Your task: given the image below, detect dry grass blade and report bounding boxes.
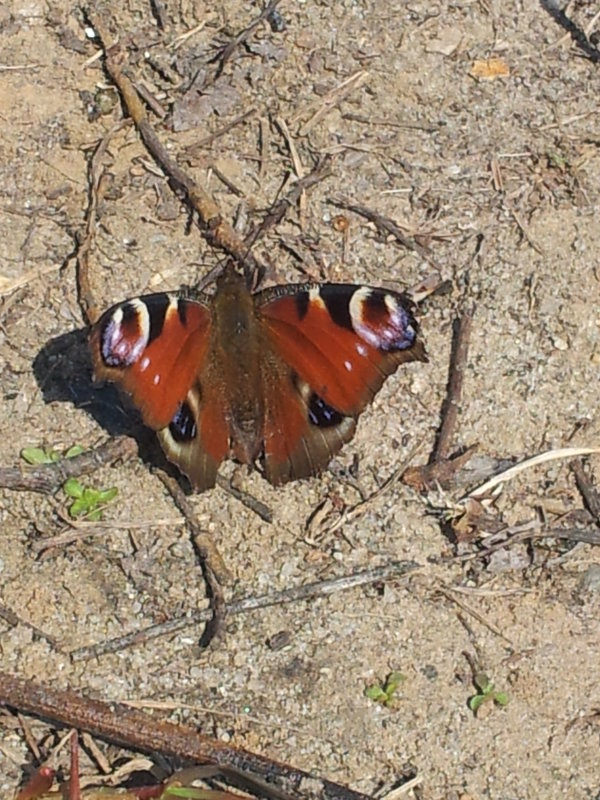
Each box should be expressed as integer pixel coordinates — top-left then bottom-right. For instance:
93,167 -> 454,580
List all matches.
464,447 -> 600,501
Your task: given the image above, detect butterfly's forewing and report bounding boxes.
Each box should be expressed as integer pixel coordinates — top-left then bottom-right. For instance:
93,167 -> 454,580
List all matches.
90,292 -> 228,490
257,283 -> 426,484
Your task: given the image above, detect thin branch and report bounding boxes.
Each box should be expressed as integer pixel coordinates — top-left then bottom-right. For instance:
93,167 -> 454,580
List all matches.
401,308 -> 475,491
245,157 -> 333,249
329,197 -> 441,270
432,307 -> 475,462
0,437 -> 137,494
540,0 -> 600,63
77,119 -> 131,325
156,472 -> 229,649
85,6 -> 259,276
70,561 -> 419,661
464,447 -> 600,502
210,0 -> 283,79
0,605 -> 60,650
572,459 -> 600,523
0,673 -> 374,800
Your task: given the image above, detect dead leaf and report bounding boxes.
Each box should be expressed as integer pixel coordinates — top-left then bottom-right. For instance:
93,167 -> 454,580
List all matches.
470,57 -> 510,80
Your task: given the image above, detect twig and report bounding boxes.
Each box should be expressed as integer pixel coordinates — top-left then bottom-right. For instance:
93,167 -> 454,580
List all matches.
438,585 -> 512,643
455,519 -> 600,563
156,472 -> 230,648
149,0 -> 168,30
215,474 -> 273,522
506,204 -> 544,255
86,6 -> 259,276
329,197 -> 441,270
401,444 -> 479,493
245,157 -> 333,249
433,307 -> 475,462
30,515 -> 186,555
401,310 -> 475,491
275,116 -> 306,221
292,71 -> 369,135
572,459 -> 600,523
540,0 -> 600,63
185,109 -> 256,153
70,561 -> 418,661
0,605 -> 60,650
211,0 -> 283,79
0,673 -> 374,800
76,119 -> 131,324
0,437 -> 137,494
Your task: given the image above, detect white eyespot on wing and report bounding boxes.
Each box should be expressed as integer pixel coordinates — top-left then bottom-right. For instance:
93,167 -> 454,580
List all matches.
153,374 -> 161,385
344,360 -> 352,372
140,356 -> 150,372
349,287 -> 416,352
101,299 -> 151,366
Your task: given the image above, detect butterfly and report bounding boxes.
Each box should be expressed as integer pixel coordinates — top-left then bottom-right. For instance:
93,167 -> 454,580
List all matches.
90,264 -> 427,491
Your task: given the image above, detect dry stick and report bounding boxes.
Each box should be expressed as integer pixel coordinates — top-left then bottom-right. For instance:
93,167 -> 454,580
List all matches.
540,0 -> 600,63
402,308 -> 475,491
245,157 -> 333,250
0,605 -> 60,650
156,472 -> 229,647
186,109 -> 257,153
77,119 -> 131,324
572,459 -> 600,523
432,308 -> 474,462
215,474 -> 273,523
211,0 -> 283,79
329,197 -> 441,270
455,521 -> 600,563
86,7 -> 257,274
70,561 -> 418,662
0,437 -> 137,494
0,673 -> 373,800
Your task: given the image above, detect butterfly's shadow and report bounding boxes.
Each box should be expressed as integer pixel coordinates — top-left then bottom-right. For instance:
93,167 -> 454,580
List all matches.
32,328 -> 173,478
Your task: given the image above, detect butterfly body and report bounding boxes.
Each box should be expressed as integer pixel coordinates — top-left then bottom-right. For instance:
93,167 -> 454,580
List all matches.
90,266 -> 426,490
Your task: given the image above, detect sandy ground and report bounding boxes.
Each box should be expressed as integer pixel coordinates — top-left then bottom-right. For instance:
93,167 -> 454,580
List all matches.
1,1 -> 600,799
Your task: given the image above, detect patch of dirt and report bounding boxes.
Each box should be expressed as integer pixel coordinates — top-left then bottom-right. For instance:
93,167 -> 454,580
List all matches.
1,2 -> 600,799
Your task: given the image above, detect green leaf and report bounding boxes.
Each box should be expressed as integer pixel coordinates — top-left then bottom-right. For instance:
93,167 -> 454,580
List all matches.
385,671 -> 406,694
69,498 -> 88,518
21,447 -> 55,465
469,695 -> 485,712
65,445 -> 85,458
364,684 -> 387,702
164,788 -> 222,799
494,691 -> 509,706
63,478 -> 84,498
98,487 -> 118,503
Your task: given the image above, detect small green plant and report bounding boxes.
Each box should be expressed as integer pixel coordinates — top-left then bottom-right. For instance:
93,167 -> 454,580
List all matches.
21,444 -> 84,465
469,671 -> 509,715
163,788 -> 235,799
364,671 -> 406,707
63,478 -> 118,521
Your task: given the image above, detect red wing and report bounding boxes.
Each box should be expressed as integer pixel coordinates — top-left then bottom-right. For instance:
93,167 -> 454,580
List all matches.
90,293 -> 211,430
90,292 -> 229,490
257,283 -> 426,416
261,352 -> 357,486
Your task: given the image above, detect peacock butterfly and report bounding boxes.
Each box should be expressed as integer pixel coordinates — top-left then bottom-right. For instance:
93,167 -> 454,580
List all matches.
90,264 -> 427,490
